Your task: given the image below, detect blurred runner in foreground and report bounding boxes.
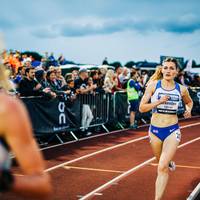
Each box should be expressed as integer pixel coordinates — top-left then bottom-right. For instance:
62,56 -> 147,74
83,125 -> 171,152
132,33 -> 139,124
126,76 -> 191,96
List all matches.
0,61 -> 52,198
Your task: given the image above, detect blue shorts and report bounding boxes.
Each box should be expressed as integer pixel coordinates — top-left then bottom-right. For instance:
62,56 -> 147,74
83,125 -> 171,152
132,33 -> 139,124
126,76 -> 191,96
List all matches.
129,100 -> 139,112
149,124 -> 181,142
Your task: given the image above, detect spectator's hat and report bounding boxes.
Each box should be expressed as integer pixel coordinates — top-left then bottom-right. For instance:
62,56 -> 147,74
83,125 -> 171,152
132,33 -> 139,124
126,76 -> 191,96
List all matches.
132,65 -> 137,69
79,68 -> 88,74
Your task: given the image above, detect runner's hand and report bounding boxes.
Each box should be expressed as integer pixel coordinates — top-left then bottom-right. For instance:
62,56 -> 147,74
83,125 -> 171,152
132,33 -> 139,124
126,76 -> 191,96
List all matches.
184,110 -> 191,118
158,95 -> 169,104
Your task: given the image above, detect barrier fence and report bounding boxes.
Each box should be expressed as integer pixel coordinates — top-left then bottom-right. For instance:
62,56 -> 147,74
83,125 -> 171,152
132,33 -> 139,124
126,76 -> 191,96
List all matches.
21,87 -> 200,144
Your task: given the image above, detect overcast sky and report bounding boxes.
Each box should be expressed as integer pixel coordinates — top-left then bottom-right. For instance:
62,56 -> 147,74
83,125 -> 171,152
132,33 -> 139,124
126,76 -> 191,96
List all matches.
0,0 -> 200,64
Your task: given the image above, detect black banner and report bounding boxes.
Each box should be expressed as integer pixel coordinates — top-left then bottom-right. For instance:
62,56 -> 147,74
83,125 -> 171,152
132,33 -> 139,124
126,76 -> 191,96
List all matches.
22,97 -> 80,135
114,92 -> 151,123
114,92 -> 129,122
189,87 -> 200,114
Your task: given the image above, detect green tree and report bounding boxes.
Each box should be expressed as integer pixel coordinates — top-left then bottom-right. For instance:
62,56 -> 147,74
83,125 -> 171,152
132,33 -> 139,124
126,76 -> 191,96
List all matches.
22,51 -> 43,61
125,61 -> 135,68
109,61 -> 122,69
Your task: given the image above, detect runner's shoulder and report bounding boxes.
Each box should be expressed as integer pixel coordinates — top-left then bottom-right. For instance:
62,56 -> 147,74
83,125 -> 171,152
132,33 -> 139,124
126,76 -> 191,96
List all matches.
177,83 -> 188,96
0,93 -> 22,116
146,80 -> 159,92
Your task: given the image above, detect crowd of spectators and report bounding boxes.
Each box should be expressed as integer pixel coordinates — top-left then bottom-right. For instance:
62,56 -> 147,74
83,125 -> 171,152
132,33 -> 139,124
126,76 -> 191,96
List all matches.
1,49 -> 200,135
1,50 -> 200,99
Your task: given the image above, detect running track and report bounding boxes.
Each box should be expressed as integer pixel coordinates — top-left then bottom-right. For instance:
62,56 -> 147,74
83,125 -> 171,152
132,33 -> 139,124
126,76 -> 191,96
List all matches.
1,117 -> 200,200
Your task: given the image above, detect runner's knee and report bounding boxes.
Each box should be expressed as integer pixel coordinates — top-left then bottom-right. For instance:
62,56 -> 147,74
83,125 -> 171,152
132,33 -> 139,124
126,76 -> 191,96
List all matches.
157,162 -> 168,174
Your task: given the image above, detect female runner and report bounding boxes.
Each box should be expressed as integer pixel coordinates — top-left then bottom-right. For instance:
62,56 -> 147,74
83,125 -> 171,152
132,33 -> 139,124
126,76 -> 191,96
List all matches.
139,57 -> 193,200
0,64 -> 52,198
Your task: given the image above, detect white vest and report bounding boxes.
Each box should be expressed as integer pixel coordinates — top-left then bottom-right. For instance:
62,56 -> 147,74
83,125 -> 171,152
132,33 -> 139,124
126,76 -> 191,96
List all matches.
151,80 -> 182,114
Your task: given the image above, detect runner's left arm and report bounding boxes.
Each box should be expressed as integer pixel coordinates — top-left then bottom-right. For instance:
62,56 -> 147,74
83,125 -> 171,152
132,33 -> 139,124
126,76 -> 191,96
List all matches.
181,86 -> 193,118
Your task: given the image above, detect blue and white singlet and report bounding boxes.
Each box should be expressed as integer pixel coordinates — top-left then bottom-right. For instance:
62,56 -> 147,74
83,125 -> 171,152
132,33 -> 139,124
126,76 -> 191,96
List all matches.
151,80 -> 182,115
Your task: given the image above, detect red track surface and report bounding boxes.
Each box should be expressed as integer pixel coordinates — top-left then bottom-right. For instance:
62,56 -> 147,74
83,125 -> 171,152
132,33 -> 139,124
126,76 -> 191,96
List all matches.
1,117 -> 200,200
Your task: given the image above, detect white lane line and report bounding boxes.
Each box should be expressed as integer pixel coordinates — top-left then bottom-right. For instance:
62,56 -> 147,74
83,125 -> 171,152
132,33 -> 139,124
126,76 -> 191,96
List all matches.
179,122 -> 200,130
187,182 -> 200,200
150,163 -> 200,170
63,166 -> 125,174
45,122 -> 200,172
79,124 -> 200,200
13,174 -> 24,176
45,135 -> 148,172
80,157 -> 156,200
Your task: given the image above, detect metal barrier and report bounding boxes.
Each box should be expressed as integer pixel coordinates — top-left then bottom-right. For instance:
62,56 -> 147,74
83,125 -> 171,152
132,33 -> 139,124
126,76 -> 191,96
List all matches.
113,91 -> 148,129
19,87 -> 200,145
20,93 -> 111,145
113,91 -> 128,129
78,93 -> 111,133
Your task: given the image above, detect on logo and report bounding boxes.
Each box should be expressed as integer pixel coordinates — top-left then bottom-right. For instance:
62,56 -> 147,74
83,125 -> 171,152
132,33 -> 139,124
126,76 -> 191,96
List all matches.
58,102 -> 66,124
197,92 -> 200,105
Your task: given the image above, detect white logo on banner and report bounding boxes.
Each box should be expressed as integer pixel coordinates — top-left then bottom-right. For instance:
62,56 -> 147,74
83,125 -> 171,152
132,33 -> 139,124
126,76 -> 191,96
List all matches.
197,92 -> 200,105
58,102 -> 66,124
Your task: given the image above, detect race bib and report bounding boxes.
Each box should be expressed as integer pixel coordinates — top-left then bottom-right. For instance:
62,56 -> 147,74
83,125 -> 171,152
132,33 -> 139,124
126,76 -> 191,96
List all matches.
157,93 -> 180,114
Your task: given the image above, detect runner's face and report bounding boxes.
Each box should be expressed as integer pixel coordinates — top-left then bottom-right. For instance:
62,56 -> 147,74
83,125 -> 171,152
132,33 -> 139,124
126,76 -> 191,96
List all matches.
162,61 -> 177,81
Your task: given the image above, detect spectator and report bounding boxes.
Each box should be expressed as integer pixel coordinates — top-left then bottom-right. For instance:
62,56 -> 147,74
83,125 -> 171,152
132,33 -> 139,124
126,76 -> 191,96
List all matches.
35,70 -> 47,85
74,68 -> 96,136
97,68 -> 106,92
36,70 -> 57,98
191,74 -> 200,87
58,54 -> 68,65
48,52 -> 58,66
64,73 -> 72,82
55,67 -> 66,87
127,71 -> 143,129
90,70 -> 104,93
24,60 -> 32,68
80,77 -> 97,136
21,54 -> 32,65
119,67 -> 130,89
141,70 -> 149,86
87,77 -> 96,94
74,68 -> 96,94
103,69 -> 117,93
99,65 -> 107,78
90,71 -> 98,85
175,71 -> 192,87
66,79 -> 76,98
102,57 -> 109,65
71,70 -> 79,80
18,67 -> 43,97
13,66 -> 25,87
8,53 -> 21,75
114,65 -> 124,91
46,70 -> 69,97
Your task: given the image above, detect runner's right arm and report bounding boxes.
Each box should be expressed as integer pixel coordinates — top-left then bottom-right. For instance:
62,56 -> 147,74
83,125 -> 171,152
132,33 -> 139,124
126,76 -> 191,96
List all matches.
0,95 -> 52,198
139,82 -> 169,113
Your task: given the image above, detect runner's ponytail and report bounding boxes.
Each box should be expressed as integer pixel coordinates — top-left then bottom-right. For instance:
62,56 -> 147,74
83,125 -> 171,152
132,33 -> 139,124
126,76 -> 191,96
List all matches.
146,65 -> 162,86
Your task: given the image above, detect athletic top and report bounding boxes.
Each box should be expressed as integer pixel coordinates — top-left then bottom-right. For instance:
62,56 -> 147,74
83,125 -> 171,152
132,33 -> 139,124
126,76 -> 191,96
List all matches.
0,137 -> 11,170
151,80 -> 182,114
